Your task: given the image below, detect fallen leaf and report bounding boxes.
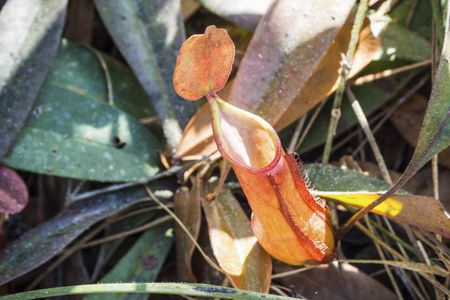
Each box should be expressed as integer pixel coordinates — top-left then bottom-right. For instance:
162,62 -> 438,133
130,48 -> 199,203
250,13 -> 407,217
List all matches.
174,184 -> 201,283
0,166 -> 28,215
202,184 -> 272,292
274,261 -> 397,300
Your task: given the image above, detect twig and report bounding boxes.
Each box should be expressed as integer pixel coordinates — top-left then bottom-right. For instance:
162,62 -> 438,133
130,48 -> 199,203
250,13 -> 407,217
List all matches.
345,86 -> 392,184
364,216 -> 404,299
322,0 -> 369,163
144,185 -> 223,273
80,215 -> 172,249
351,76 -> 429,156
295,101 -> 326,151
288,115 -> 306,153
352,60 -> 431,85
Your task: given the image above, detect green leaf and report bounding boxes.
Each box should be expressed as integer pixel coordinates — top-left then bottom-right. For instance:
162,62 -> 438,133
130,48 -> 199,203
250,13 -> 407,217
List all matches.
86,223 -> 174,300
3,42 -> 162,182
94,0 -> 196,150
92,212 -> 157,279
377,5 -> 450,212
0,187 -> 150,286
377,23 -> 431,62
408,10 -> 450,174
305,164 -> 450,237
0,0 -> 67,160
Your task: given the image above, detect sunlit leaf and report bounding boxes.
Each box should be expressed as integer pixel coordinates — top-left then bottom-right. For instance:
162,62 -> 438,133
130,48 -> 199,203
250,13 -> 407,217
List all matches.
94,0 -> 196,149
228,0 -> 355,125
305,164 -> 450,237
198,0 -> 273,30
0,0 -> 67,160
3,42 -> 162,182
202,184 -> 272,292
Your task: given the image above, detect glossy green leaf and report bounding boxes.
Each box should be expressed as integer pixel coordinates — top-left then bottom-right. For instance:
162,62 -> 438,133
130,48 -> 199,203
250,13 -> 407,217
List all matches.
3,42 -> 162,182
86,223 -> 174,300
0,187 -> 151,285
305,164 -> 450,237
201,185 -> 272,293
94,0 -> 196,150
0,0 -> 67,160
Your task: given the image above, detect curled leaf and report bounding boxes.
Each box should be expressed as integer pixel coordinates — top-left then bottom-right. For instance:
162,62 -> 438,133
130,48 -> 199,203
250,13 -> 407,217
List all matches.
208,95 -> 334,265
173,25 -> 235,100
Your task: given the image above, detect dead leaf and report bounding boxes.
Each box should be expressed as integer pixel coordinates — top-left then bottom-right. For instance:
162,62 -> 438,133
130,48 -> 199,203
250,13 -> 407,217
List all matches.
202,184 -> 272,292
174,184 -> 202,283
274,261 -> 397,300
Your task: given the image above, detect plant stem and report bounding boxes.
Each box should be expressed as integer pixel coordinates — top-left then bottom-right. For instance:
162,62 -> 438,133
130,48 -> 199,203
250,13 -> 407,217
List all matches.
345,86 -> 392,184
322,0 -> 369,163
0,283 -> 298,300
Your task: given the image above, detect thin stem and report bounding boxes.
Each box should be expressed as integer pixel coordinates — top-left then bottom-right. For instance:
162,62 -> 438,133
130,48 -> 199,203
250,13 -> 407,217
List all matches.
145,185 -> 223,273
295,101 -> 326,151
288,115 -> 306,152
80,215 -> 172,249
352,60 -> 431,85
364,216 -> 404,299
0,283 -> 298,300
322,0 -> 369,163
345,86 -> 392,184
351,76 -> 429,157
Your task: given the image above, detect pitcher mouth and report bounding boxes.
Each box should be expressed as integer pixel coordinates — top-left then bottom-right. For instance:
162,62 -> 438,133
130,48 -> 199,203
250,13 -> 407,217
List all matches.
207,93 -> 282,174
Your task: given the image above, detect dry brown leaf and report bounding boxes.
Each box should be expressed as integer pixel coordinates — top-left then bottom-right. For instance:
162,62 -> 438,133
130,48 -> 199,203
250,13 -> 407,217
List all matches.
274,261 -> 397,300
201,185 -> 272,292
174,184 -> 201,282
